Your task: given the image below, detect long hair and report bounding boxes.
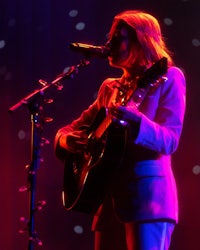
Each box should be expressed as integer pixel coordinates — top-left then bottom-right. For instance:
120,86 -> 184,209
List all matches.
110,10 -> 173,67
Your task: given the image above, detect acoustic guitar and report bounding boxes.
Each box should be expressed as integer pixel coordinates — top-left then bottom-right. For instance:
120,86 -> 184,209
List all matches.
62,57 -> 168,214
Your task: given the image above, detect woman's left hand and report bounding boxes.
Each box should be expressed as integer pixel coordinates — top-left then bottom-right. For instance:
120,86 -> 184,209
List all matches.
109,102 -> 142,125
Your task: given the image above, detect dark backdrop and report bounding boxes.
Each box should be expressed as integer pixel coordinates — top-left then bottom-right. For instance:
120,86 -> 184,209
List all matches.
1,0 -> 200,249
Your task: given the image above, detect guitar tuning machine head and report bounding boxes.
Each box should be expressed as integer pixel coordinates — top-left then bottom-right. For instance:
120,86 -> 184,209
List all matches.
162,76 -> 168,82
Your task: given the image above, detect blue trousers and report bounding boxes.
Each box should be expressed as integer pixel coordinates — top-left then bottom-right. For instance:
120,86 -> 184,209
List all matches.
132,221 -> 175,250
94,221 -> 175,250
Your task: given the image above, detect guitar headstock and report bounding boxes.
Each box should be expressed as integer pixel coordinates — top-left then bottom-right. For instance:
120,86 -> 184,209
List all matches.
138,57 -> 168,88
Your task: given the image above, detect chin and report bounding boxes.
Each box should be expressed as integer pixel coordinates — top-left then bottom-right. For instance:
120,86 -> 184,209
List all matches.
108,58 -> 123,70
108,56 -> 118,66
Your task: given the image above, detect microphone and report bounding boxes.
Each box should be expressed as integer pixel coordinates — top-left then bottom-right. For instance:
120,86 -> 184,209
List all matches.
69,42 -> 110,58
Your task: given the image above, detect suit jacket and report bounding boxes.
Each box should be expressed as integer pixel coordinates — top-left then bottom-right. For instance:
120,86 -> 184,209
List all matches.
55,66 -> 186,223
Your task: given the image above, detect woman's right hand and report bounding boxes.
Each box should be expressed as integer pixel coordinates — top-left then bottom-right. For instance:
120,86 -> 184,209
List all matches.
64,130 -> 88,153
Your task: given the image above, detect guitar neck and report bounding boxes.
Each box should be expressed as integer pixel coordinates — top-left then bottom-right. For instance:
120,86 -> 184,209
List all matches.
90,112 -> 112,139
89,83 -> 137,140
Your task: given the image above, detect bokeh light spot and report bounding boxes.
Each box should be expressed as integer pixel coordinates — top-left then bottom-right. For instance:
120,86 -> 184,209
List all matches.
18,130 -> 26,140
192,38 -> 200,47
8,18 -> 16,27
74,225 -> 83,234
69,9 -> 78,17
163,18 -> 173,26
192,165 -> 200,175
0,40 -> 6,49
75,22 -> 86,31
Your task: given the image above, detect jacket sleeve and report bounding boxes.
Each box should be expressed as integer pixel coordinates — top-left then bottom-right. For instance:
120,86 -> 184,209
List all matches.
134,67 -> 186,155
54,78 -> 114,161
54,100 -> 99,160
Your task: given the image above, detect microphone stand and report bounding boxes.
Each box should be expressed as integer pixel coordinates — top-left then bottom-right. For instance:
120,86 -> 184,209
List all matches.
8,59 -> 90,250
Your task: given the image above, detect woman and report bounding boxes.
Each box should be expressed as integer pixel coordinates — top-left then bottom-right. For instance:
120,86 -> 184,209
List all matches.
55,10 -> 186,250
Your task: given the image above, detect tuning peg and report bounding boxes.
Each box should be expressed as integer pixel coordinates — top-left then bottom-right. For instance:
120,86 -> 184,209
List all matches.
161,76 -> 168,82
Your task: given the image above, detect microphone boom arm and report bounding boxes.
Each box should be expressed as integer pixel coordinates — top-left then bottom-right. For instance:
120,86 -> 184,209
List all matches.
8,59 -> 90,113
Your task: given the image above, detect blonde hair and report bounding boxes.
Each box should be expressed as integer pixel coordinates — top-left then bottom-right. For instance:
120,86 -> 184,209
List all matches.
110,10 -> 173,67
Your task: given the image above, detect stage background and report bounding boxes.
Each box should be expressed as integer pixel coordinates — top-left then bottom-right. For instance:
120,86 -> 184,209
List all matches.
1,0 -> 200,249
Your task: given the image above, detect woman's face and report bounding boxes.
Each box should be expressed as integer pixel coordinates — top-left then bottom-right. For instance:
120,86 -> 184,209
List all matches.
107,23 -> 139,69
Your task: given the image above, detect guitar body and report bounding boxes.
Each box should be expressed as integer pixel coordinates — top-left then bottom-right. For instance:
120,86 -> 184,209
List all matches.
62,107 -> 127,214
